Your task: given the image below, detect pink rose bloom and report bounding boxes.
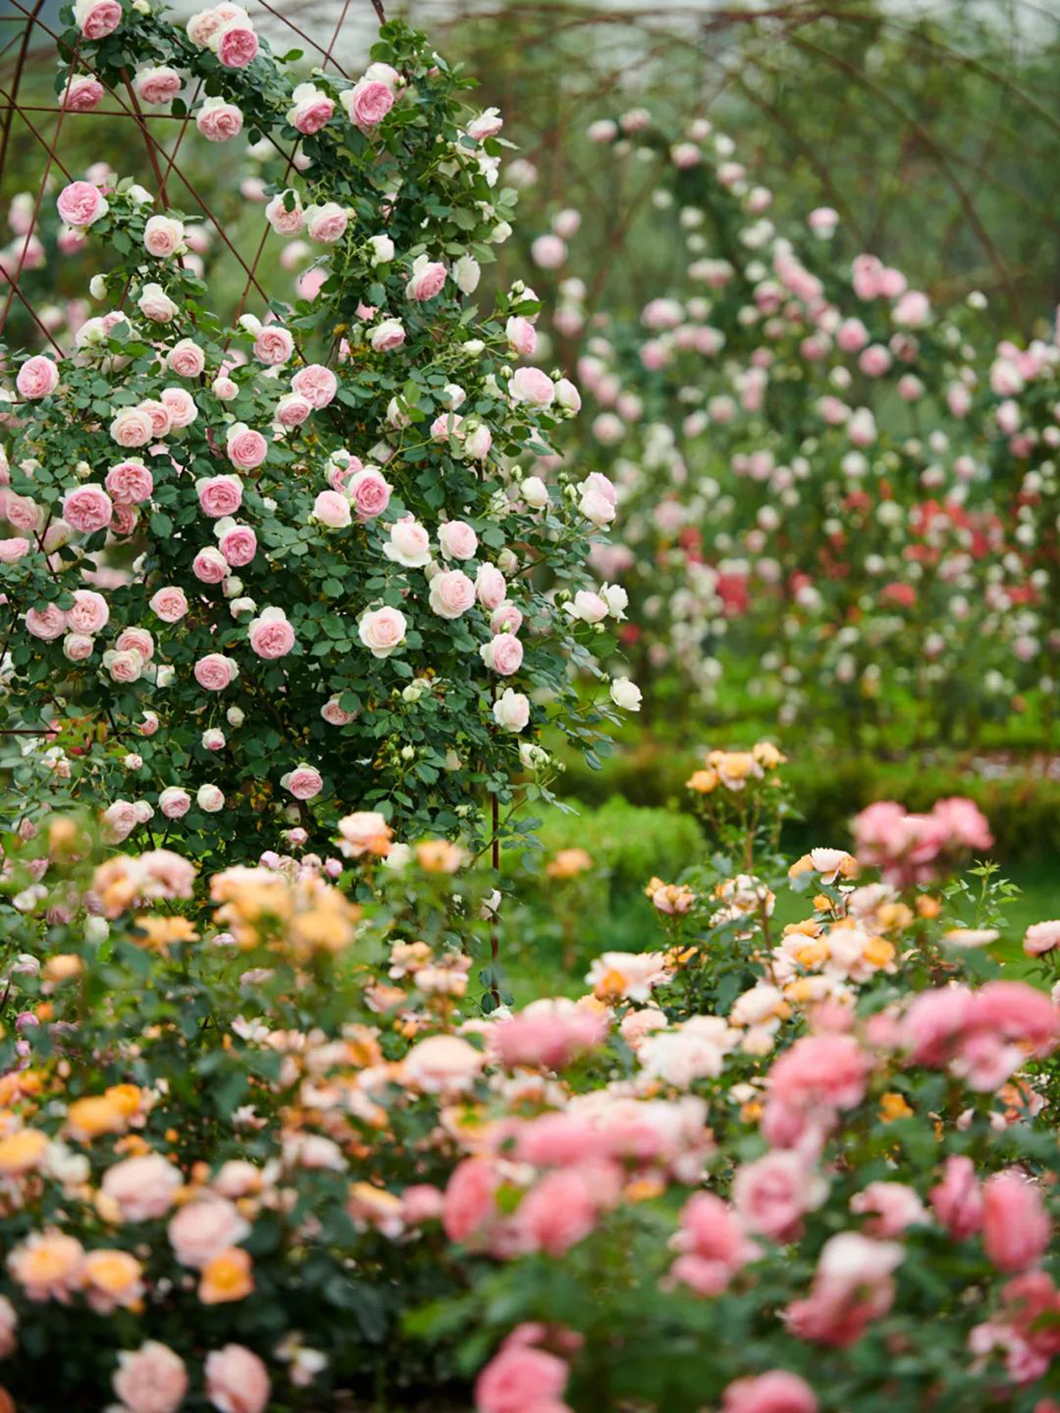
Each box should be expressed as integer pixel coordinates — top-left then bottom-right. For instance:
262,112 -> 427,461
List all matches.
285,765 -> 323,800
519,1168 -> 598,1256
248,607 -> 295,659
733,1151 -> 826,1242
671,1192 -> 758,1296
102,1153 -> 183,1221
16,355 -> 59,399
115,625 -> 152,661
75,0 -> 122,38
722,1372 -> 817,1413
438,520 -> 478,560
929,1155 -> 983,1240
26,604 -> 67,640
150,586 -> 188,622
265,191 -> 304,235
322,695 -> 355,726
510,366 -> 555,407
291,364 -> 337,408
218,523 -> 257,567
113,1341 -> 188,1413
227,426 -> 267,470
110,406 -> 154,447
192,547 -> 229,584
215,21 -> 259,68
1025,920 -> 1060,957
66,588 -> 110,634
406,258 -> 447,301
204,1344 -> 270,1413
161,386 -> 197,427
169,1194 -> 249,1268
429,569 -> 476,619
476,564 -> 507,610
506,315 -> 537,357
62,484 -> 113,535
253,326 -> 294,366
135,66 -> 182,106
491,602 -> 523,635
139,398 -> 172,439
0,537 -> 30,563
383,515 -> 431,568
105,648 -> 144,683
475,1345 -> 568,1413
494,1006 -> 606,1070
313,490 -> 351,529
482,633 -> 524,676
849,1181 -> 926,1238
159,786 -> 191,819
442,1157 -> 499,1244
767,1032 -> 871,1115
982,1171 -> 1051,1273
346,77 -> 394,130
6,494 -> 40,533
306,202 -> 349,243
194,653 -> 238,691
167,338 -> 206,377
288,85 -> 335,134
275,394 -> 312,427
196,97 -> 244,142
61,73 -> 104,111
56,179 -> 108,227
105,458 -> 153,504
931,796 -> 994,852
198,475 -> 243,517
531,233 -> 567,270
358,605 -> 407,659
63,632 -> 94,661
370,319 -> 405,351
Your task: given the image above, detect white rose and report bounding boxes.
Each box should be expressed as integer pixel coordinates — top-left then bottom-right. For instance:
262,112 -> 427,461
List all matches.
453,254 -> 481,294
610,677 -> 642,711
196,783 -> 225,812
493,688 -> 530,732
521,475 -> 549,509
368,234 -> 395,265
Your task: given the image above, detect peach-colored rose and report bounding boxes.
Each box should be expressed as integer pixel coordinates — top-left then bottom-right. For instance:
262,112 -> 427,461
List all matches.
113,1340 -> 188,1413
204,1344 -> 270,1413
101,1153 -> 183,1221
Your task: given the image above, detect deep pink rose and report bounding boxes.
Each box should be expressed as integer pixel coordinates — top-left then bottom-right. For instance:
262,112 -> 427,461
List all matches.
216,22 -> 259,68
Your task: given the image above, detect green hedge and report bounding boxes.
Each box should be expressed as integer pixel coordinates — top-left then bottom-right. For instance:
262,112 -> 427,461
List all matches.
557,741 -> 1060,862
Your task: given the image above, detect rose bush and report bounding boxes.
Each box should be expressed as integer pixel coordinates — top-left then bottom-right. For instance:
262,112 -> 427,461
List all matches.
0,9 -> 636,867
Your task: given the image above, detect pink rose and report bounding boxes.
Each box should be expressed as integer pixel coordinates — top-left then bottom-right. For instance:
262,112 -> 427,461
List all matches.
16,355 -> 59,399
116,626 -> 153,660
429,569 -> 475,619
291,364 -> 337,408
438,520 -> 478,560
62,484 -> 113,535
275,394 -> 311,427
167,338 -> 206,377
982,1171 -> 1051,1273
218,523 -> 257,567
161,386 -> 197,427
733,1151 -> 826,1242
443,1157 -> 500,1243
113,1341 -> 188,1413
518,1168 -> 599,1256
169,1194 -> 249,1268
65,588 -> 110,634
105,459 -> 153,504
491,602 -> 522,635
0,537 -> 30,563
205,1344 -> 270,1413
63,632 -> 94,661
312,491 -> 351,529
322,695 -> 355,726
26,604 -> 66,640
110,406 -> 154,447
248,607 -> 295,659
102,1153 -> 183,1221
215,21 -> 259,68
721,1371 -> 817,1413
345,77 -> 394,130
197,475 -> 243,517
481,633 -> 523,676
75,0 -> 122,39
194,654 -> 238,691
55,179 -> 108,227
60,74 -> 104,111
849,1181 -> 926,1238
288,85 -> 335,134
5,494 -> 40,532
347,466 -> 391,520
406,258 -> 447,301
383,515 -> 431,568
227,426 -> 267,470
306,202 -> 348,243
103,799 -> 140,841
192,547 -> 229,583
139,399 -> 172,439
475,1345 -> 568,1413
196,97 -> 244,142
265,191 -> 304,235
510,366 -> 555,407
370,319 -> 405,351
159,786 -> 191,819
358,605 -> 407,659
150,586 -> 188,622
476,564 -> 507,610
253,326 -> 293,366
285,764 -> 323,800
135,66 -> 182,106
105,648 -> 144,683
506,316 -> 537,357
